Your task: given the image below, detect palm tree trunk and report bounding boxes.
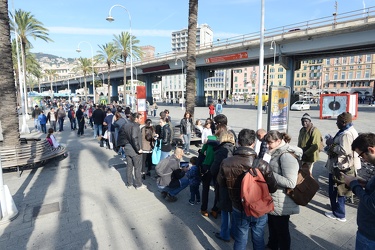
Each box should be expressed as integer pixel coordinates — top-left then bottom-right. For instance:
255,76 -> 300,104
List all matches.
84,74 -> 87,101
185,0 -> 198,118
123,62 -> 127,106
0,0 -> 20,146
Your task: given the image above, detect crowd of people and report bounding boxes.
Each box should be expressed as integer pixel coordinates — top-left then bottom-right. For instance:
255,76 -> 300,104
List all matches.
31,98 -> 374,249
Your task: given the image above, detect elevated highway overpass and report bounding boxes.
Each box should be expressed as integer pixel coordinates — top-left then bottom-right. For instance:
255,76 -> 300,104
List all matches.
43,6 -> 375,105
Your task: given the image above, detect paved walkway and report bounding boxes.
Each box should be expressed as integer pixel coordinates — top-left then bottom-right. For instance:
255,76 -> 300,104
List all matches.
1,103 -> 374,249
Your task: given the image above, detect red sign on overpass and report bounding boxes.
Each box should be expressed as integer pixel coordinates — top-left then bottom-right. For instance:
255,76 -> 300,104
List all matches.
205,52 -> 248,64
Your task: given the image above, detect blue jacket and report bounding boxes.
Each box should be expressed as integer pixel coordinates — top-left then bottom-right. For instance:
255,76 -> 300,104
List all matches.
38,114 -> 47,125
186,165 -> 201,186
350,176 -> 375,241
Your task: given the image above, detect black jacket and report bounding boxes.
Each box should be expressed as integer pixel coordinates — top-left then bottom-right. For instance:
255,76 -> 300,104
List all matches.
92,108 -> 105,125
180,118 -> 193,135
117,121 -> 142,156
160,124 -> 172,152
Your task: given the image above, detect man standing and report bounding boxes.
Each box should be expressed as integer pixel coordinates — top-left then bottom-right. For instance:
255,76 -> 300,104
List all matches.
67,106 -> 76,131
217,129 -> 268,249
31,105 -> 42,132
118,113 -> 144,190
46,107 -> 58,132
325,112 -> 360,222
57,105 -> 66,132
297,113 -> 322,172
76,105 -> 85,137
92,105 -> 105,138
343,133 -> 375,249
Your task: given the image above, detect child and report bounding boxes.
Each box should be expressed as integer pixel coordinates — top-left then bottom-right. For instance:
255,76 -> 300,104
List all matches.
185,156 -> 201,205
46,128 -> 60,148
38,111 -> 47,134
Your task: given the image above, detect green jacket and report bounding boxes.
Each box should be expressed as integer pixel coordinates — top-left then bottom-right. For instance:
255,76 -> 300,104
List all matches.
297,126 -> 322,163
201,135 -> 218,166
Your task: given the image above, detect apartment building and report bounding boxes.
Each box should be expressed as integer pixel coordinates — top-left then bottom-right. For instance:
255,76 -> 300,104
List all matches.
171,24 -> 213,52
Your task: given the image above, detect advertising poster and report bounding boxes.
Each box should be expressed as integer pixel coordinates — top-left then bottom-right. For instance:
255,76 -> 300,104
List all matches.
267,86 -> 290,133
319,93 -> 358,119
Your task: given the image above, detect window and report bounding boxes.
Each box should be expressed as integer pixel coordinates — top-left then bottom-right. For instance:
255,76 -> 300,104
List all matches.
350,56 -> 355,64
356,71 -> 361,78
334,73 -> 338,80
341,72 -> 346,80
234,76 -> 238,82
365,70 -> 370,78
348,72 -> 353,79
326,59 -> 330,65
342,57 -> 347,64
366,54 -> 371,62
325,73 -> 329,81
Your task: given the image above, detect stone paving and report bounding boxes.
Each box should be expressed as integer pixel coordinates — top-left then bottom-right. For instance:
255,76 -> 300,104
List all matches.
0,103 -> 374,249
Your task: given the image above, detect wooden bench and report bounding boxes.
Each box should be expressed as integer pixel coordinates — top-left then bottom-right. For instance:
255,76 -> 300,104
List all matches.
0,140 -> 67,176
172,125 -> 202,148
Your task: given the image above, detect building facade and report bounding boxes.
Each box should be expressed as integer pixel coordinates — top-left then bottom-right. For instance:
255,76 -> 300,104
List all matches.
171,24 -> 213,52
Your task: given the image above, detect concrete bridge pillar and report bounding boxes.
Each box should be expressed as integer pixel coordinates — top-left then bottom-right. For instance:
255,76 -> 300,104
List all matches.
196,69 -> 209,107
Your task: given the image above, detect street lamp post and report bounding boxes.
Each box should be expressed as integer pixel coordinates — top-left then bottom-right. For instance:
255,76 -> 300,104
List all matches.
98,72 -> 105,87
76,41 -> 96,104
175,58 -> 184,110
270,40 -> 277,86
106,4 -> 133,107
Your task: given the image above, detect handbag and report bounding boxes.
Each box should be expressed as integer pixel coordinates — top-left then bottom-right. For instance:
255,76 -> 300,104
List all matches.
152,139 -> 161,165
286,168 -> 319,206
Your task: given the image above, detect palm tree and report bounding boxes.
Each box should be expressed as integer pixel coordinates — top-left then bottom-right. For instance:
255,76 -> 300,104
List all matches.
44,69 -> 58,95
113,31 -> 143,106
0,0 -> 20,146
96,43 -> 118,104
185,0 -> 199,117
72,57 -> 94,101
10,9 -> 52,110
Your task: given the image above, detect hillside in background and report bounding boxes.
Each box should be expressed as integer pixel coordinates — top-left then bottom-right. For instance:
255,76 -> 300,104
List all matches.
33,52 -> 76,64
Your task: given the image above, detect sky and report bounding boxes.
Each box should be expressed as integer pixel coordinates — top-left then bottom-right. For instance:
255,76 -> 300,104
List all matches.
9,0 -> 374,59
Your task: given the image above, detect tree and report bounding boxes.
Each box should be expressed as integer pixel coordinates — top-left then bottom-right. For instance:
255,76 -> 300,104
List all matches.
113,31 -> 143,106
0,0 -> 20,146
96,43 -> 118,104
10,9 -> 52,110
185,0 -> 199,117
72,57 -> 94,101
44,69 -> 58,94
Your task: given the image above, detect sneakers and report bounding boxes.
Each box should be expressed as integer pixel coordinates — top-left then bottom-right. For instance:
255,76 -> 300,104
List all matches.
126,185 -> 135,189
161,191 -> 168,199
201,210 -> 209,217
136,184 -> 147,190
325,212 -> 347,222
196,199 -> 200,204
165,194 -> 178,202
188,199 -> 195,205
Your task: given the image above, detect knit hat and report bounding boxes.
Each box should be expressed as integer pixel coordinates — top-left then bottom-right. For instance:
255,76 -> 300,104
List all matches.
301,113 -> 311,121
337,112 -> 352,124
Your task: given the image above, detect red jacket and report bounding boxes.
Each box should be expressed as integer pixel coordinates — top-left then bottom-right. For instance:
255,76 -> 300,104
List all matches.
209,104 -> 215,115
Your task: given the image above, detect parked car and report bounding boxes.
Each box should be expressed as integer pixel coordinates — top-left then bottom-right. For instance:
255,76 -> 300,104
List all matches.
291,101 -> 310,111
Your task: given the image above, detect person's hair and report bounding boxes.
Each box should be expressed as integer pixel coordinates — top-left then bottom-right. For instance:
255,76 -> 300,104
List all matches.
238,129 -> 256,146
184,111 -> 191,118
264,130 -> 291,144
106,108 -> 112,113
215,123 -> 227,137
129,112 -> 140,121
203,120 -> 211,128
352,133 -> 375,152
51,107 -> 55,110
174,147 -> 184,157
213,114 -> 228,126
256,129 -> 267,140
164,109 -> 170,114
195,119 -> 201,125
46,128 -> 54,138
219,131 -> 235,144
190,156 -> 198,165
114,112 -> 122,120
145,119 -> 152,127
160,111 -> 166,119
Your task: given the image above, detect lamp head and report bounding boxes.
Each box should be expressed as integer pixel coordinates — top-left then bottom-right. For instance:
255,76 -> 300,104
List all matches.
76,48 -> 81,53
106,16 -> 115,22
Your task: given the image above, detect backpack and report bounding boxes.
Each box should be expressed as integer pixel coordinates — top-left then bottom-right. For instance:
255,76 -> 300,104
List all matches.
309,127 -> 324,152
280,151 -> 320,206
241,164 -> 274,218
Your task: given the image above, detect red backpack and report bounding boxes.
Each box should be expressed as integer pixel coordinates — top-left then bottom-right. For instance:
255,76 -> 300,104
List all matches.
241,167 -> 274,218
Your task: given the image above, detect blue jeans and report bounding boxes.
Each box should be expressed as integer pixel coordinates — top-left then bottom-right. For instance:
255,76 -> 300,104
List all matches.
34,119 -> 41,131
356,231 -> 375,250
190,184 -> 200,202
220,211 -> 232,241
40,124 -> 47,134
328,173 -> 346,218
69,118 -> 76,130
165,178 -> 189,197
50,121 -> 57,131
232,208 -> 267,250
94,124 -> 102,138
160,151 -> 170,161
118,147 -> 126,158
58,118 -> 64,131
183,134 -> 191,152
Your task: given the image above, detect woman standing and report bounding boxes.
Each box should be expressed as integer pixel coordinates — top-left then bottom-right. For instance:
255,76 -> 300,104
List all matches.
46,107 -> 58,132
180,111 -> 194,155
201,120 -> 212,144
264,130 -> 302,250
141,119 -> 155,179
159,115 -> 172,160
208,103 -> 215,119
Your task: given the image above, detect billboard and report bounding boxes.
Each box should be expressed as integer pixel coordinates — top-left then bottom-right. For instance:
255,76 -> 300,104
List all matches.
267,86 -> 290,133
320,93 -> 358,120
